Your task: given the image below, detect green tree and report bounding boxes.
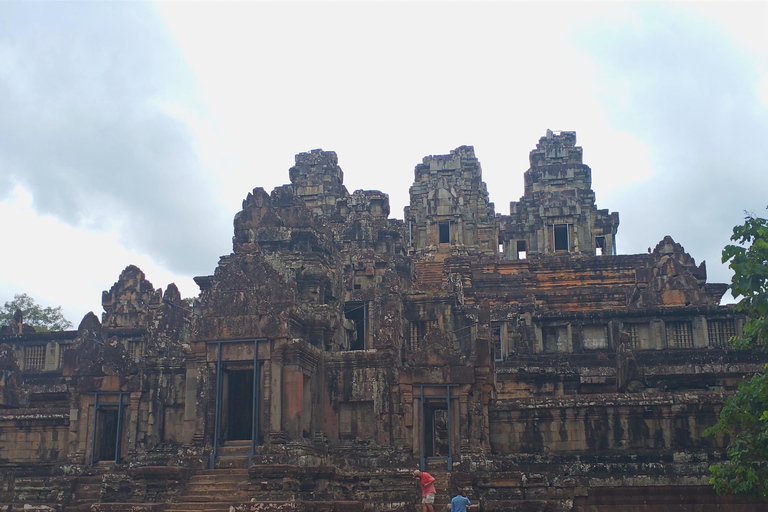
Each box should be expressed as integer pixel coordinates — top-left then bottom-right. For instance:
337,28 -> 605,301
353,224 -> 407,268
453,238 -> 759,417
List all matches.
706,210 -> 768,500
0,293 -> 73,332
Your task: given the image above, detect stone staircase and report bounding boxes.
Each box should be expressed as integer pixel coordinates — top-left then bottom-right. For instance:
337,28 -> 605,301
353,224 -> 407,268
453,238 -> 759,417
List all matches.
423,463 -> 451,511
413,261 -> 446,291
166,465 -> 369,512
67,475 -> 102,509
166,468 -> 249,512
4,473 -> 78,512
214,439 -> 252,468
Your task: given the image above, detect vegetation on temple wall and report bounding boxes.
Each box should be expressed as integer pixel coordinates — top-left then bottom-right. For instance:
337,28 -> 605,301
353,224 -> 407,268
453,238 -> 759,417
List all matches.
0,293 -> 73,332
706,210 -> 768,500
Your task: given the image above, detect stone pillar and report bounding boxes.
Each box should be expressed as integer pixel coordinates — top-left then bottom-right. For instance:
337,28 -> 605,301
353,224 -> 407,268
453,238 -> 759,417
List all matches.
651,319 -> 666,349
183,363 -> 199,444
269,356 -> 283,436
67,392 -> 85,464
692,316 -> 708,348
282,364 -> 303,439
192,360 -> 210,446
45,342 -> 57,371
127,391 -> 141,456
412,393 -> 421,459
451,395 -> 460,461
459,394 -> 469,453
533,324 -> 543,353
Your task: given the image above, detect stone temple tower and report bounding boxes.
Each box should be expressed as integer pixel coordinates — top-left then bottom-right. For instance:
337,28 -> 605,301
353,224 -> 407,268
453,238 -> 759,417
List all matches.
0,132 -> 758,512
289,149 -> 349,218
502,130 -> 619,258
405,145 -> 497,254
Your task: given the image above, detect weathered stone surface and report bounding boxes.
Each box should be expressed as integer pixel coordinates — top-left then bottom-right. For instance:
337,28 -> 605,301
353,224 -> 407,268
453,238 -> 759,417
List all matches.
503,131 -> 619,259
102,266 -> 162,329
0,132 -> 762,511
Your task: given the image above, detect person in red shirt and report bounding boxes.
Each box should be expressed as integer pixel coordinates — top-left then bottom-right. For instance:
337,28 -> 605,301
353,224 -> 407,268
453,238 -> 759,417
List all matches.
412,470 -> 436,512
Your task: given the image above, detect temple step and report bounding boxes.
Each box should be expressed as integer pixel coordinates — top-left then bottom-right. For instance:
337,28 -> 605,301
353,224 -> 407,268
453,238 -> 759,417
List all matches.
171,467 -> 250,511
168,502 -> 365,512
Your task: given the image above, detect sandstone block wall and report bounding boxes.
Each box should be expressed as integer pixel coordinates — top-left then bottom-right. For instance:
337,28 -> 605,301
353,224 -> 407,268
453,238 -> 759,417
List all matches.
0,132 -> 762,511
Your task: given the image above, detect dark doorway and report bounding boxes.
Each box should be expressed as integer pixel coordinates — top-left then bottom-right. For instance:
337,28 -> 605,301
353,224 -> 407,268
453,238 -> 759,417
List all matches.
595,236 -> 606,256
492,323 -> 503,362
95,407 -> 118,462
226,369 -> 254,441
517,240 -> 527,260
344,302 -> 367,350
554,224 -> 568,252
424,406 -> 449,458
438,222 -> 450,245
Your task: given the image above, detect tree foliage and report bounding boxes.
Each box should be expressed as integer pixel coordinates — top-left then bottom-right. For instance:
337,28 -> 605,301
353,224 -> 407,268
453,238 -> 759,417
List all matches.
706,210 -> 768,500
724,213 -> 768,350
0,293 -> 73,332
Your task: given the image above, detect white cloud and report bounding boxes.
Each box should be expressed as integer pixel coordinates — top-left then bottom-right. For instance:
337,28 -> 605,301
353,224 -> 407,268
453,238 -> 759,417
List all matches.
3,1 -> 765,318
577,3 -> 768,286
0,185 -> 199,325
0,2 -> 231,276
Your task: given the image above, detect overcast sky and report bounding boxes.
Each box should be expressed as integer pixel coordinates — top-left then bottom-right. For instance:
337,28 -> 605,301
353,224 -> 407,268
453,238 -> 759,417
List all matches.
1,1 -> 767,326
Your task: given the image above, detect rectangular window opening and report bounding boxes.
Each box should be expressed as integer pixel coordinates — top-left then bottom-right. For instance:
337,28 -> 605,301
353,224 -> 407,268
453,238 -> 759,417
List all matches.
543,325 -> 569,352
24,345 -> 46,370
438,222 -> 450,245
492,323 -> 504,361
58,343 -> 70,369
667,321 -> 694,348
583,325 -> 608,350
554,225 -> 569,252
595,236 -> 606,256
123,340 -> 144,362
344,301 -> 368,350
408,320 -> 425,350
627,324 -> 640,349
708,319 -> 735,347
516,240 -> 527,260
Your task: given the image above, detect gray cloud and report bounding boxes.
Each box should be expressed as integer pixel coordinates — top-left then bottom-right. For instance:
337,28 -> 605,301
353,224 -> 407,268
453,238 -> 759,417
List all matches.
0,2 -> 230,275
579,5 -> 768,287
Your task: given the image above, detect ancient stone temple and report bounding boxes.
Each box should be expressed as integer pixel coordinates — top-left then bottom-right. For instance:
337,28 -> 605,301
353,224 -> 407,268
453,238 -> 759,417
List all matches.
2,131 -> 766,511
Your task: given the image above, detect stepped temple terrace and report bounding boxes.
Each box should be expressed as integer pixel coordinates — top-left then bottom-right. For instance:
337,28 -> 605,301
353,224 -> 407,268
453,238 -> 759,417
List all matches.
2,131 -> 766,511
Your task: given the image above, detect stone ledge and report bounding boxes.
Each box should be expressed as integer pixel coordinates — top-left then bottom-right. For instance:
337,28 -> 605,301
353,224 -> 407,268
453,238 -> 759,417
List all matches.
88,505 -> 165,512
491,390 -> 731,411
126,466 -> 191,480
232,502 -> 364,512
0,506 -> 62,512
247,464 -> 336,480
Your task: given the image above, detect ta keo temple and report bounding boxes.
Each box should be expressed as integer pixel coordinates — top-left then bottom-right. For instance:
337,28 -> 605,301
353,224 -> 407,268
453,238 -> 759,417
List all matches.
2,131 -> 766,511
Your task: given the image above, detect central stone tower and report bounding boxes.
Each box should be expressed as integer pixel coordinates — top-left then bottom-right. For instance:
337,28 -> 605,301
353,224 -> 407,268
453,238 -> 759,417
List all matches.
405,145 -> 497,254
502,130 -> 620,258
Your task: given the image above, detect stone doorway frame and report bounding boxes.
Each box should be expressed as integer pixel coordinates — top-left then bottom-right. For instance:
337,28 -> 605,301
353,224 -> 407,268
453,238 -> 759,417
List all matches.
417,384 -> 458,471
89,392 -> 127,466
208,339 -> 265,468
